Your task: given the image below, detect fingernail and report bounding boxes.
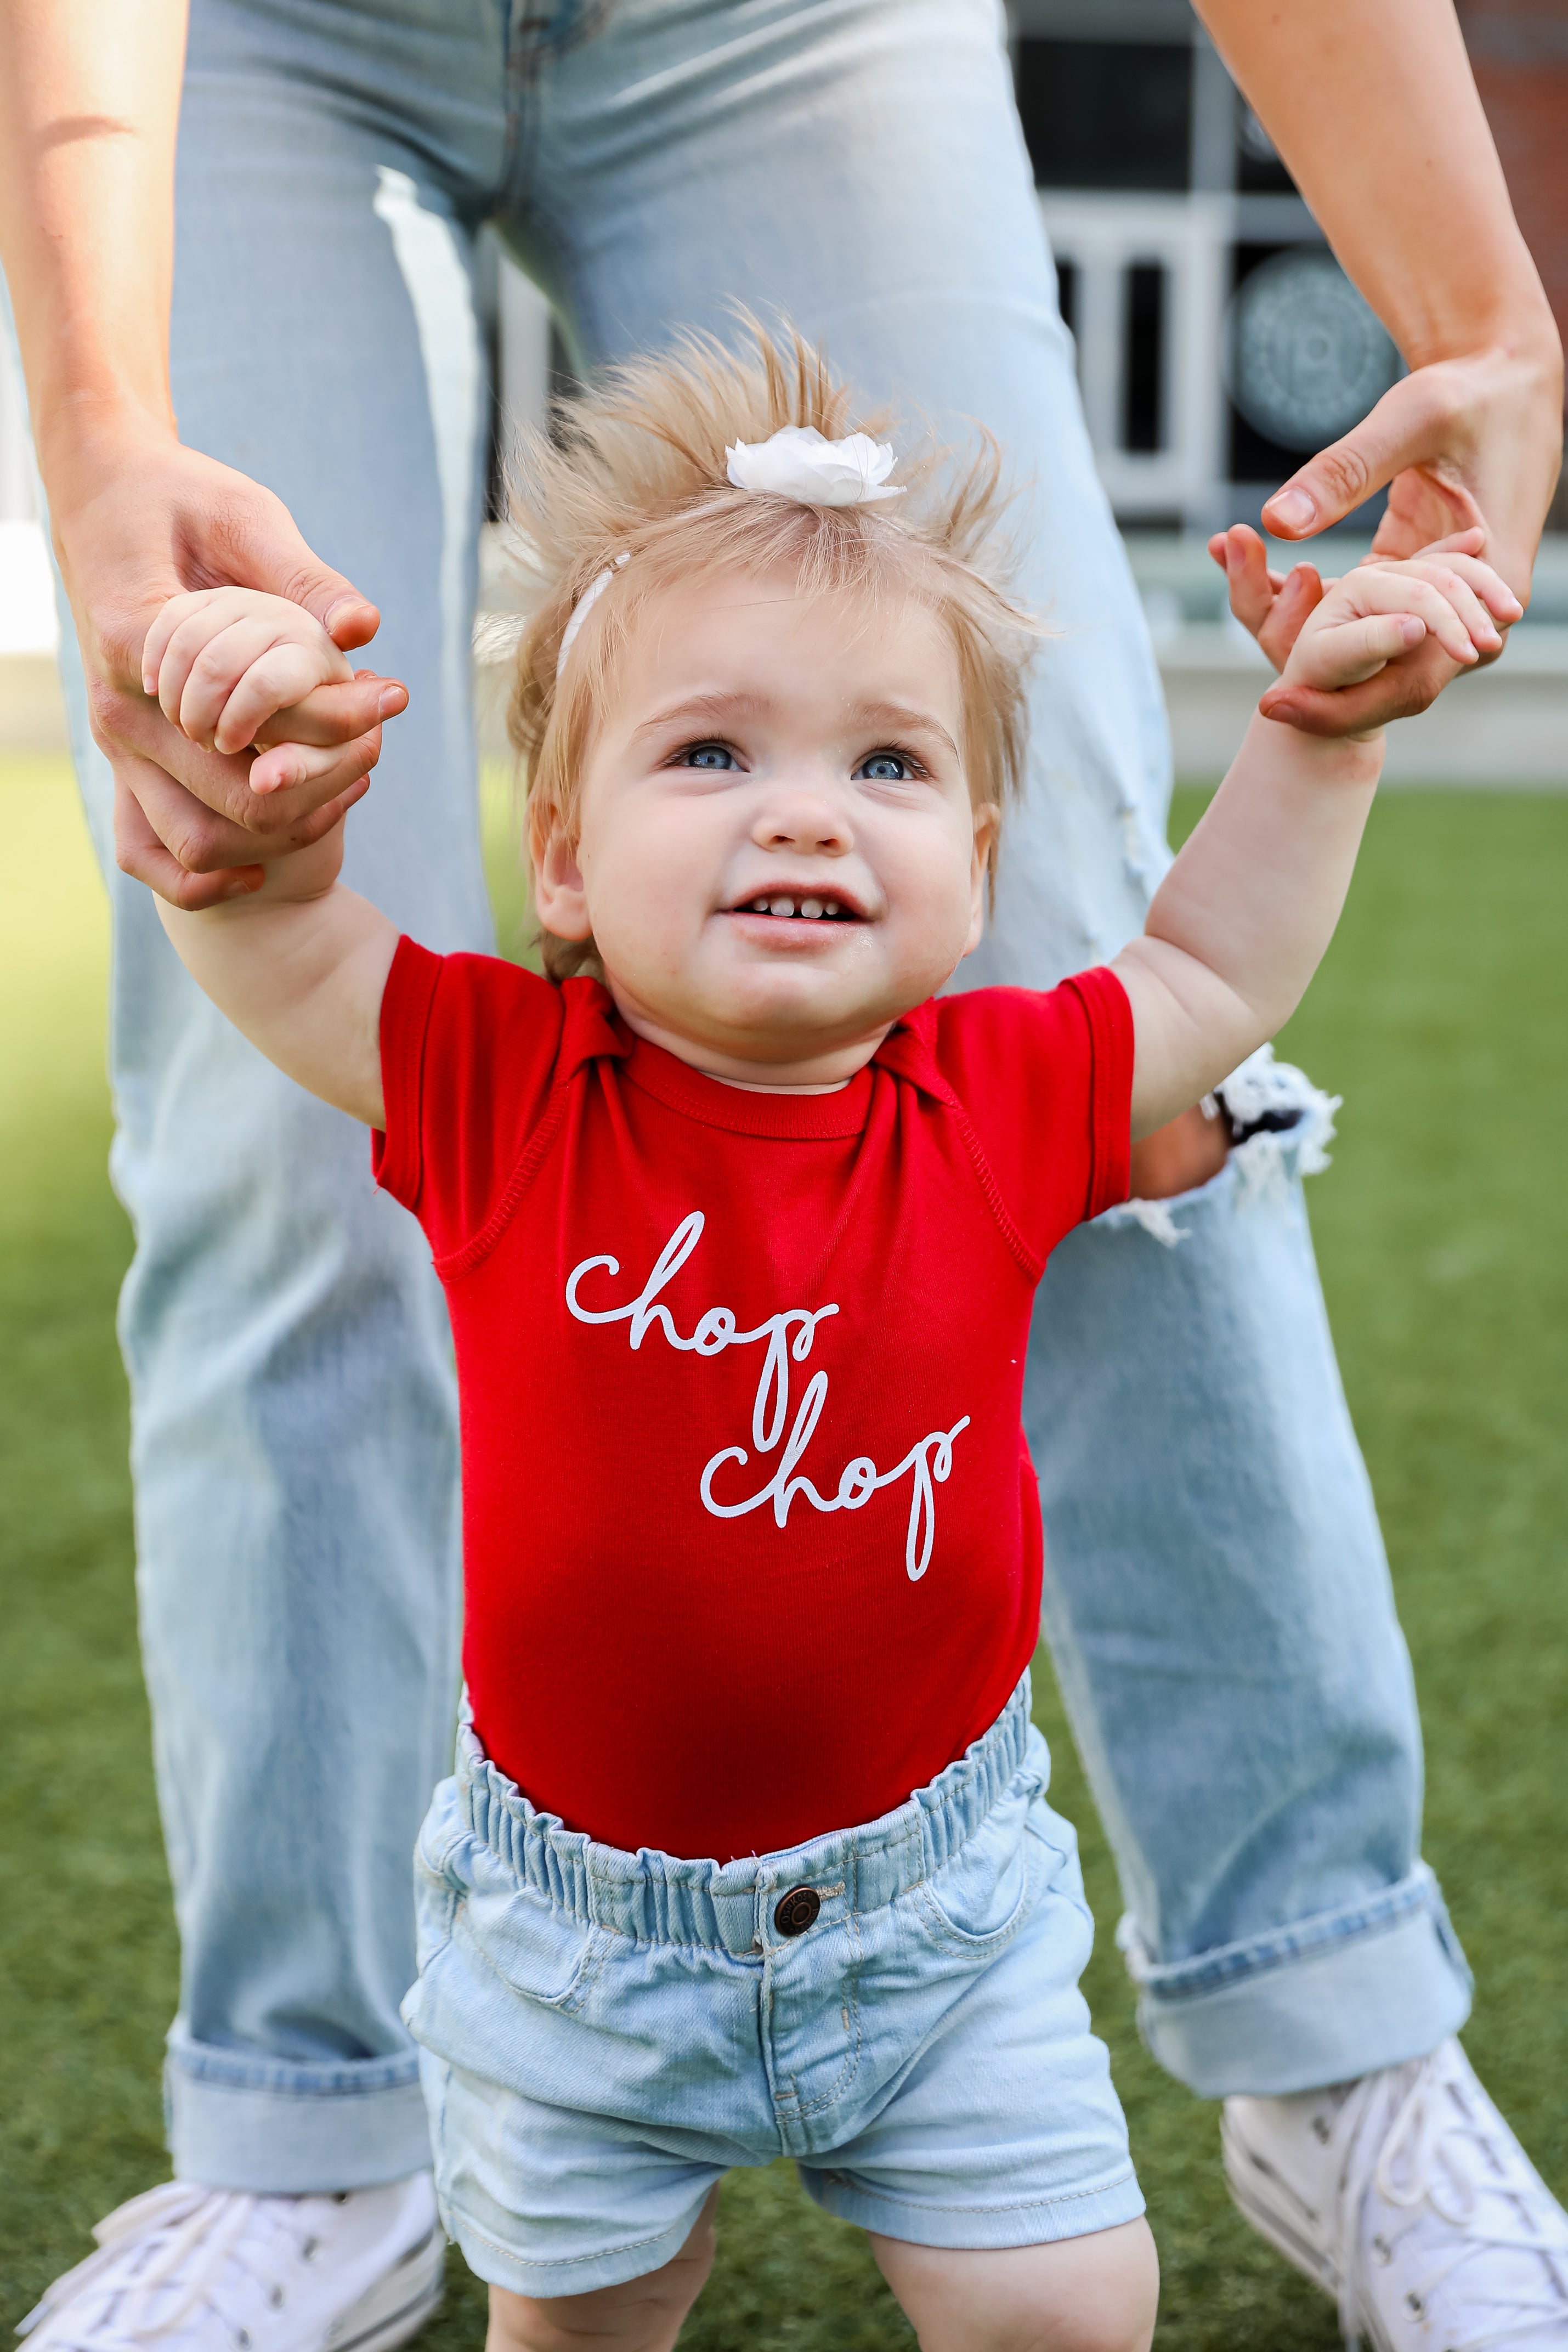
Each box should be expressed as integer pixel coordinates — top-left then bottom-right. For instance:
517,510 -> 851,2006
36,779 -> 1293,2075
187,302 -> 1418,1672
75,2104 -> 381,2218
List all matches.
378,685 -> 405,716
1270,490 -> 1316,529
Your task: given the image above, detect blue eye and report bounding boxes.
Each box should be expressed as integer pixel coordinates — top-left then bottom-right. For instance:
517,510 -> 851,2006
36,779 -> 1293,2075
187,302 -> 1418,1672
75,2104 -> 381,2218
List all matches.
858,753 -> 911,782
682,742 -> 738,770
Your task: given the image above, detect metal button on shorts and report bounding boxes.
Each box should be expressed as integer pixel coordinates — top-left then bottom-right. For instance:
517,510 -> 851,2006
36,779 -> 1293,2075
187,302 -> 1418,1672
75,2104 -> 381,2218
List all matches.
773,1885 -> 821,1936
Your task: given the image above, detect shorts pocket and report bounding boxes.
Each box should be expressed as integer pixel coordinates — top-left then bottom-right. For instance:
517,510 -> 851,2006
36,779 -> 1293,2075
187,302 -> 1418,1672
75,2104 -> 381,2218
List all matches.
916,1776 -> 1044,1955
411,1779 -> 467,1968
457,1881 -> 609,2017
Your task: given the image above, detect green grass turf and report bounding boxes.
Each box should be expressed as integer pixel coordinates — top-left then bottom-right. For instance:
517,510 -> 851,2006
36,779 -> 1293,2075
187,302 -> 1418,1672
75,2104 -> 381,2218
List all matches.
2,753 -> 1564,2348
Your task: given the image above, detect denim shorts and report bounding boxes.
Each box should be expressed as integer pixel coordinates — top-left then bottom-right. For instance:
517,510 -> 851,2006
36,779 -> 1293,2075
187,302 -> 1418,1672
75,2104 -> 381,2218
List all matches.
402,1676 -> 1143,2297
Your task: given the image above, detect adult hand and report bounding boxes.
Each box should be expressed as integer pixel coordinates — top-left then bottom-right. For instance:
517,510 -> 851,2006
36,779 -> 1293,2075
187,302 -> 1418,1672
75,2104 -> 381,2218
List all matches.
52,423 -> 409,908
1208,337 -> 1561,736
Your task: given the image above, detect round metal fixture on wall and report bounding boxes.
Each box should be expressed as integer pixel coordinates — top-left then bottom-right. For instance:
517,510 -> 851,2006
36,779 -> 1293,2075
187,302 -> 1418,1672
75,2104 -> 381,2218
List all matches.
1225,248 -> 1401,451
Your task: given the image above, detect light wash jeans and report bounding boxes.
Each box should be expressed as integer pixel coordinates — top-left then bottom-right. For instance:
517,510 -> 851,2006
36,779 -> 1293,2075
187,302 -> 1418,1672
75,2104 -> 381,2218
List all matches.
43,0 -> 1469,2192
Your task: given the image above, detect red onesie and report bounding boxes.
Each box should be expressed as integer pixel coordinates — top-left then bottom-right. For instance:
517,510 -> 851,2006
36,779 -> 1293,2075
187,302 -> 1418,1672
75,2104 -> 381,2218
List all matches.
375,942 -> 1133,1863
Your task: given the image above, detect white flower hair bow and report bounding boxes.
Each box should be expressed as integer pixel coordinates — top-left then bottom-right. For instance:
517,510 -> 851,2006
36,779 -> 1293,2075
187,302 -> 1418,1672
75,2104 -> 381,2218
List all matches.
725,425 -> 904,506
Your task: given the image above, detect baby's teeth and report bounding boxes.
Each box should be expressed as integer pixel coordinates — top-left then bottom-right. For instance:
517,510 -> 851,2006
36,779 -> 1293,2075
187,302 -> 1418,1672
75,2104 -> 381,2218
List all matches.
801,898 -> 824,919
768,896 -> 795,917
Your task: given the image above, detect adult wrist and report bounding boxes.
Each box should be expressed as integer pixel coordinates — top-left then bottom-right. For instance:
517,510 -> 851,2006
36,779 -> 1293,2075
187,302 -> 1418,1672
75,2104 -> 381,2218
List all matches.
1397,289 -> 1562,379
34,389 -> 180,512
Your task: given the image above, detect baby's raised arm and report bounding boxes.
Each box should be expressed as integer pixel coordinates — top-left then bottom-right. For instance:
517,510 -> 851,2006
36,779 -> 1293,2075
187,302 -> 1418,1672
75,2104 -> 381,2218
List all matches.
1116,546 -> 1520,1134
154,823 -> 397,1129
143,585 -> 400,1124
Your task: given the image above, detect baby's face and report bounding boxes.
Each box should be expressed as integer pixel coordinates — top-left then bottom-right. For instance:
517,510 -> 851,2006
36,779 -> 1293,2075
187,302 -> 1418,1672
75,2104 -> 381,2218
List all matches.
535,566 -> 993,1087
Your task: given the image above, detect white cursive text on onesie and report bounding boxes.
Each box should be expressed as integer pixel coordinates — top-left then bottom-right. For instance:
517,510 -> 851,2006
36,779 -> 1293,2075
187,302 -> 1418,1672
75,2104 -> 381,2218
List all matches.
565,1211 -> 969,1580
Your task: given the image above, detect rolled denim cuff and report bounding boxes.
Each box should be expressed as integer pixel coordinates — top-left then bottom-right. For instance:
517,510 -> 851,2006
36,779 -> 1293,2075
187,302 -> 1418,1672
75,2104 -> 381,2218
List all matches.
1119,1862 -> 1473,2098
165,2025 -> 432,2192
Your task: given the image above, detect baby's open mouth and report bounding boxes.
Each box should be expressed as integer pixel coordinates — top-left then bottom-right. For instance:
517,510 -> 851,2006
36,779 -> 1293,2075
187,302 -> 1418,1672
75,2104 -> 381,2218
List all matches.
734,895 -> 860,921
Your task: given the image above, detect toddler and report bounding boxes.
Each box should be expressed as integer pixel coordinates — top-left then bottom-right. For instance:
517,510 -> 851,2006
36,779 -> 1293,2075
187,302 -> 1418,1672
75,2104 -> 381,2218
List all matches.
139,327 -> 1517,2352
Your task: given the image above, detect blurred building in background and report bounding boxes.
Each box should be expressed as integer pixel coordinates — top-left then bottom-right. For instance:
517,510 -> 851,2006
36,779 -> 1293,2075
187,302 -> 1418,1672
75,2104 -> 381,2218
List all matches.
1017,0 -> 1396,535
2,0 -> 1565,769
1008,0 -> 1568,536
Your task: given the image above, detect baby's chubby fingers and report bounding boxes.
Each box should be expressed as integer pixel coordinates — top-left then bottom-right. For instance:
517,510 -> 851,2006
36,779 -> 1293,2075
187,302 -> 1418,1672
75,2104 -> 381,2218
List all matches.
207,632 -> 355,754
1287,610 -> 1429,693
143,586 -> 294,715
1381,549 -> 1522,637
1310,564 -> 1491,669
145,589 -> 354,752
1367,558 -> 1516,658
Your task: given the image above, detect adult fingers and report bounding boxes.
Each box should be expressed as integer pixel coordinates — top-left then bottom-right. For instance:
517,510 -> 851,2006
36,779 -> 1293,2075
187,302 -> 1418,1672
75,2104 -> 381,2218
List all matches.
1368,466 -> 1488,568
1256,565 -> 1326,674
122,744 -> 374,878
248,725 -> 384,798
1362,525 -> 1487,566
1260,369 -> 1474,539
1260,636 -> 1458,733
113,772 -> 266,908
215,500 -> 382,651
250,672 -> 406,750
1211,525 -> 1278,636
97,687 -> 364,835
1208,529 -> 1284,589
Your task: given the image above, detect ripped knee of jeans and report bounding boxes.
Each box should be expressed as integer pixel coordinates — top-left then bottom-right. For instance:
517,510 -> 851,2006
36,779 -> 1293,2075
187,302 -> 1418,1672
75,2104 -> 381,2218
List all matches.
1220,1045 -> 1339,1195
1111,1047 -> 1341,1246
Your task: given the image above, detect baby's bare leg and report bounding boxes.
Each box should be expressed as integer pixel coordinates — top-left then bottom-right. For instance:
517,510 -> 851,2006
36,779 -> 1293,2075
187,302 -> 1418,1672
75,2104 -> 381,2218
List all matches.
485,2189 -> 720,2352
870,2218 -> 1158,2352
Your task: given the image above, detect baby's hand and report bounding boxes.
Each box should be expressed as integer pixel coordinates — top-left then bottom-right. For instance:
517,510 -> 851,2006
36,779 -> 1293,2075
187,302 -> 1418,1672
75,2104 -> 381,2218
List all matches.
1210,524 -> 1524,737
1264,542 -> 1521,735
141,587 -> 388,796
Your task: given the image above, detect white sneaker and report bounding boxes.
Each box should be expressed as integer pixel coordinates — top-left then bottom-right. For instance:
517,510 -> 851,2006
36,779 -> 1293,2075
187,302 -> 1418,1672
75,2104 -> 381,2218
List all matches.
1223,2040 -> 1568,2349
16,2175 -> 443,2352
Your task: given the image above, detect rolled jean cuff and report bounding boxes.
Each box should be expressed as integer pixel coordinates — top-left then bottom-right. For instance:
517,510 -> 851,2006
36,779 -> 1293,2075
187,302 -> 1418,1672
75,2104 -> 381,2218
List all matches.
1118,1863 -> 1473,2099
165,2025 -> 432,2192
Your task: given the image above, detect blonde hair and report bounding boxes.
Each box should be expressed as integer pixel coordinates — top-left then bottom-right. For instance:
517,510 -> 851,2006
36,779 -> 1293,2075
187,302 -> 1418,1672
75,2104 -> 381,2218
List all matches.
504,319 -> 1038,980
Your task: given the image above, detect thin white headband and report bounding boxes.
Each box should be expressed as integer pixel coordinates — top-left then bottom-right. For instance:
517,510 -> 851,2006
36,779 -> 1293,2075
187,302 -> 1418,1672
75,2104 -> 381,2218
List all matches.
553,428 -> 904,682
556,549 -> 631,681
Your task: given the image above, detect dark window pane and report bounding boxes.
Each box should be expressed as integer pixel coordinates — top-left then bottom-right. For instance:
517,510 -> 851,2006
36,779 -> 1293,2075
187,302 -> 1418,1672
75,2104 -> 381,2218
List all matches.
1055,256 -> 1079,342
1235,98 -> 1297,194
1016,40 -> 1192,192
1123,261 -> 1165,451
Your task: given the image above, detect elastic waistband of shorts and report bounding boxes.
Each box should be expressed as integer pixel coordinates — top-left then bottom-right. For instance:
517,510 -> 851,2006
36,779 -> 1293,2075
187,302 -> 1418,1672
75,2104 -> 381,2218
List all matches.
453,1673 -> 1037,1956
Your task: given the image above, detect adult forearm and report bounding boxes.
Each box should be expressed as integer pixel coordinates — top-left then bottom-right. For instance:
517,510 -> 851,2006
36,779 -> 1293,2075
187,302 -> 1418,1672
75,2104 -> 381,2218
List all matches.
1195,0 -> 1556,369
0,0 -> 188,474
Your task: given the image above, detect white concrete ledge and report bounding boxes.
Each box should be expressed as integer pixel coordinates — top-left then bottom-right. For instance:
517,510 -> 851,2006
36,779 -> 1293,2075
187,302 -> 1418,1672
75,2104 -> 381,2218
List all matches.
1158,625 -> 1568,785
